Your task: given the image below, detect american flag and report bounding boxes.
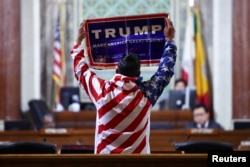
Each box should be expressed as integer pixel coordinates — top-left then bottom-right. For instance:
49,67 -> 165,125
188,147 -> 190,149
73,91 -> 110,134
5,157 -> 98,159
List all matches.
53,12 -> 65,105
53,16 -> 65,86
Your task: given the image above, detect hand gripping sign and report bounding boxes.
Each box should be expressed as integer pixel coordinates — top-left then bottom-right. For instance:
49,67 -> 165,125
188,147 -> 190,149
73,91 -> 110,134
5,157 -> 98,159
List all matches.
85,13 -> 168,69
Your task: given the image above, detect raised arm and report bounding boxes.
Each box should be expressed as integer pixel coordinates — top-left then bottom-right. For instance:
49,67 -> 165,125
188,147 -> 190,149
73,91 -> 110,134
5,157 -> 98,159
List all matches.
71,21 -> 106,104
136,17 -> 177,106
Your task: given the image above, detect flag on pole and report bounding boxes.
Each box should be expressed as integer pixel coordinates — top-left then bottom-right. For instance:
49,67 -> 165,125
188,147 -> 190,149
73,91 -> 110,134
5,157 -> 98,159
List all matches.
181,8 -> 195,89
193,7 -> 211,109
52,5 -> 65,104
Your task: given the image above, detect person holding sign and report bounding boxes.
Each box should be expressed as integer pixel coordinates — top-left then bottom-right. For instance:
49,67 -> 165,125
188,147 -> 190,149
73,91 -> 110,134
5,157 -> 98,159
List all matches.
71,17 -> 177,154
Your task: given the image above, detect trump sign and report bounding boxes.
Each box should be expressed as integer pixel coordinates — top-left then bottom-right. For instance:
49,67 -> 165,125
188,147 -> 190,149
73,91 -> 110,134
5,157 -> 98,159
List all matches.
85,13 -> 168,69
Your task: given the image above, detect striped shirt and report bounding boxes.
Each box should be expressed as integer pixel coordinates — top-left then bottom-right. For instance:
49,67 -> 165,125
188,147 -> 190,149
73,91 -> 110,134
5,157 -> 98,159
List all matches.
71,40 -> 177,154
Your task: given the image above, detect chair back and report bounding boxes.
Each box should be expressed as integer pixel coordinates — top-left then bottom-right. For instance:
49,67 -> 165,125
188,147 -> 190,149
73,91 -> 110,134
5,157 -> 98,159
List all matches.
28,99 -> 51,130
4,120 -> 31,130
0,141 -> 57,154
175,140 -> 233,153
60,145 -> 94,154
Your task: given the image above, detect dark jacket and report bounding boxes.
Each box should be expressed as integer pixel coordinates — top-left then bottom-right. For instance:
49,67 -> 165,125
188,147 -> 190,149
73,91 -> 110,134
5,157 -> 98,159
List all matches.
184,120 -> 224,130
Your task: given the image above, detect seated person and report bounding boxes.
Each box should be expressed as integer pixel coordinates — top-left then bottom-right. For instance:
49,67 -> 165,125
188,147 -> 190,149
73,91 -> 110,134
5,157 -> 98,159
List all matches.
28,99 -> 56,129
174,78 -> 187,90
43,113 -> 55,128
184,103 -> 224,130
159,78 -> 187,110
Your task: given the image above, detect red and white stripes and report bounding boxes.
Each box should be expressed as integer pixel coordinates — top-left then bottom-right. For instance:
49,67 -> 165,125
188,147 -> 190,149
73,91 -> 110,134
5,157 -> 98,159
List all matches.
71,46 -> 152,154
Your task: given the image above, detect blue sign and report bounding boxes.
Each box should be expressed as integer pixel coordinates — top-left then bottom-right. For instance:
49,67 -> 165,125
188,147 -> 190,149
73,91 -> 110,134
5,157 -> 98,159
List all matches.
85,13 -> 168,69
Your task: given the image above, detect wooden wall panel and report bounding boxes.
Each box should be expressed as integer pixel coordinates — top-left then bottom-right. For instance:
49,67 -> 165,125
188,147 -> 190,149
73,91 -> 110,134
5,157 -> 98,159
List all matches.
0,0 -> 21,120
233,0 -> 250,119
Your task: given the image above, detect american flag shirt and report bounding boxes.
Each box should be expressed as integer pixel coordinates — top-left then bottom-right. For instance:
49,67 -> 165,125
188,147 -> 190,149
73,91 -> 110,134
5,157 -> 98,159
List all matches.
71,40 -> 177,154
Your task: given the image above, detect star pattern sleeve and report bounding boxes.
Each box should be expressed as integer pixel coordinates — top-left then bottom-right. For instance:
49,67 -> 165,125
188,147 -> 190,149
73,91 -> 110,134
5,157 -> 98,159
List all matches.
136,40 -> 177,106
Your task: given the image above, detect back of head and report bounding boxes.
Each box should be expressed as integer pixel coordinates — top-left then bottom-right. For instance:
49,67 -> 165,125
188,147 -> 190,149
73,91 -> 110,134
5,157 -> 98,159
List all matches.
117,53 -> 140,77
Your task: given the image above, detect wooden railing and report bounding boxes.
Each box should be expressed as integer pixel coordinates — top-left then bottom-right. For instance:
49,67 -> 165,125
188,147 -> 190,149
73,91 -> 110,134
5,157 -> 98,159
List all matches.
0,129 -> 250,152
53,110 -> 193,129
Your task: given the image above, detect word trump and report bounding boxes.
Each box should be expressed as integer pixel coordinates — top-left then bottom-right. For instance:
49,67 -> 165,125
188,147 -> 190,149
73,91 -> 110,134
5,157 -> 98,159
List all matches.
90,25 -> 162,39
84,13 -> 168,69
